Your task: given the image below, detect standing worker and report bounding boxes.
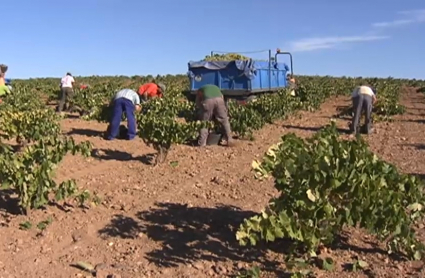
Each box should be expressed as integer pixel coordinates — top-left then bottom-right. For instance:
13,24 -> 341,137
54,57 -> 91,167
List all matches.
350,84 -> 377,135
138,82 -> 166,101
196,84 -> 234,147
58,72 -> 75,113
106,89 -> 141,141
287,74 -> 297,96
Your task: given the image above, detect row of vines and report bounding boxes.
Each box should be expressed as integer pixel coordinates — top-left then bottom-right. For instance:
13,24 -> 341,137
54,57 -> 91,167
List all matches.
0,82 -> 93,214
31,74 -> 423,163
236,120 -> 425,277
3,73 -> 425,219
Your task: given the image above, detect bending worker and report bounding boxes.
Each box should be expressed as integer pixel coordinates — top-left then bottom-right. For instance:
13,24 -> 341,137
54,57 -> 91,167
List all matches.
107,89 -> 141,141
350,84 -> 377,135
196,84 -> 234,147
138,82 -> 166,101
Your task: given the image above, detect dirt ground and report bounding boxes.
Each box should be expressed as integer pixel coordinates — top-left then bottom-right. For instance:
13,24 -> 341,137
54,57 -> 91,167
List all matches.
1,89 -> 425,278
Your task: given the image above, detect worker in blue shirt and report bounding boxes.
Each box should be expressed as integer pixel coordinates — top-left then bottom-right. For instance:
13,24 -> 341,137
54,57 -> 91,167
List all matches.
350,85 -> 377,134
106,89 -> 141,140
5,78 -> 12,91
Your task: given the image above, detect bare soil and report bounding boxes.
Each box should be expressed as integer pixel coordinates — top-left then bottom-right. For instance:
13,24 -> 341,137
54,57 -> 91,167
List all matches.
1,89 -> 425,278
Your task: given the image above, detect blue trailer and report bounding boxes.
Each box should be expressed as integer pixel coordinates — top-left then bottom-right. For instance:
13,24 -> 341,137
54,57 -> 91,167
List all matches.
187,49 -> 293,103
5,78 -> 12,91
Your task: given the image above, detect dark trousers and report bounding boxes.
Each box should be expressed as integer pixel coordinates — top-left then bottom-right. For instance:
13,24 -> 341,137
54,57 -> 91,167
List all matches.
107,98 -> 136,140
351,94 -> 373,134
198,97 -> 232,146
58,87 -> 74,112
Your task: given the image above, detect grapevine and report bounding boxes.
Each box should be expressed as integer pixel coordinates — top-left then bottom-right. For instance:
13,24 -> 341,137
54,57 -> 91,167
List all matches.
0,86 -> 93,214
11,73 -> 419,164
238,122 -> 425,260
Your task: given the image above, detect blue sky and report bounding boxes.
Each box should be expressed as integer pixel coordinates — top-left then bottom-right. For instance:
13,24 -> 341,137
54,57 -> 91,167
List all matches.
3,0 -> 425,79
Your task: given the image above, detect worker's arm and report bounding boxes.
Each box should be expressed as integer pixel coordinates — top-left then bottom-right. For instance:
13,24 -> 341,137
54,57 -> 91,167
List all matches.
134,94 -> 142,111
108,94 -> 116,107
371,87 -> 377,103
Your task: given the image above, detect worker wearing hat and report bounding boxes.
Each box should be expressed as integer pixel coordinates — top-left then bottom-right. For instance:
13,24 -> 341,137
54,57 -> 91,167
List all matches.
138,82 -> 166,101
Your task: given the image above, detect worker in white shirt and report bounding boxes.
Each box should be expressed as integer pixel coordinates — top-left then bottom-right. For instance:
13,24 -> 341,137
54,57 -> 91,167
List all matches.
106,89 -> 141,140
58,72 -> 75,113
350,85 -> 377,134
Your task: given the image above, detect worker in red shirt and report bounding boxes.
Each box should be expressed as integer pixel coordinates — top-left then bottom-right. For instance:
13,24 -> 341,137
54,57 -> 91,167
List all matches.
138,82 -> 166,101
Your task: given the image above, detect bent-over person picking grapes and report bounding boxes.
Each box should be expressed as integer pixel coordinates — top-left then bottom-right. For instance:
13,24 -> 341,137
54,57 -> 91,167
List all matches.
350,84 -> 377,135
106,89 -> 141,140
196,84 -> 234,147
138,82 -> 166,102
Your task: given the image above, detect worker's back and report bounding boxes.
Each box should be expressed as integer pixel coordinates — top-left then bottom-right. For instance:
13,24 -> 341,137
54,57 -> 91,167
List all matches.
199,84 -> 223,100
138,83 -> 158,97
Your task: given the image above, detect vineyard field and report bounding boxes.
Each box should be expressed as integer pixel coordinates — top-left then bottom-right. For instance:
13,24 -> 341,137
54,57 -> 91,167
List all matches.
1,75 -> 425,277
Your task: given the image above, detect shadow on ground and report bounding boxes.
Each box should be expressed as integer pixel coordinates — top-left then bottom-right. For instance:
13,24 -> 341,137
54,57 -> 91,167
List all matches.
404,119 -> 425,124
282,124 -> 349,133
0,189 -> 23,215
405,112 -> 425,117
331,232 -> 403,260
98,202 -> 290,276
66,128 -> 104,137
401,143 -> 425,150
98,202 -> 397,276
91,149 -> 155,165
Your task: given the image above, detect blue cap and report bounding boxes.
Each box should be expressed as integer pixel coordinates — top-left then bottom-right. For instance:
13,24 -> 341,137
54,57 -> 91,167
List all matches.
5,78 -> 11,85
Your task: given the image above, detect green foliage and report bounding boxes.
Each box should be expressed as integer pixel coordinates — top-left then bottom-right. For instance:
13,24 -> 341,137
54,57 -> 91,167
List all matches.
203,53 -> 252,61
7,75 -> 421,168
0,83 -> 93,213
238,122 -> 425,260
